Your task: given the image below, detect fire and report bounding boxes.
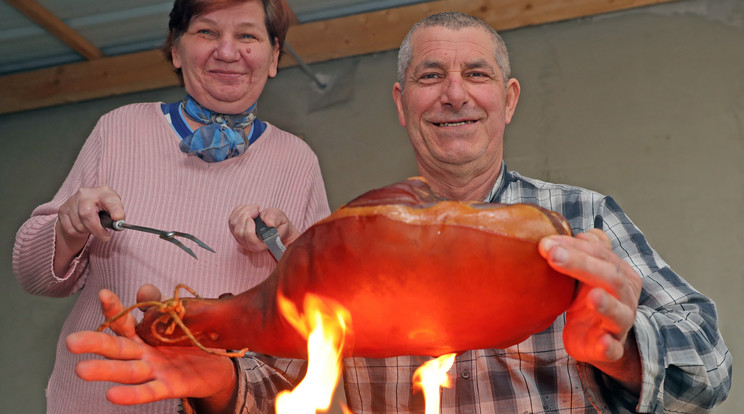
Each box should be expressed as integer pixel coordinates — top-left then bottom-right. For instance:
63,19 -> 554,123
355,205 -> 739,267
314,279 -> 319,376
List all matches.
275,294 -> 350,414
275,293 -> 456,413
413,353 -> 456,414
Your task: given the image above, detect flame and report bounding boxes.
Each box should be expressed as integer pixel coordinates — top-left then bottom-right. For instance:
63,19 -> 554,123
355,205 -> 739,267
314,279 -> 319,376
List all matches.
275,293 -> 350,414
412,353 -> 456,414
275,293 -> 455,413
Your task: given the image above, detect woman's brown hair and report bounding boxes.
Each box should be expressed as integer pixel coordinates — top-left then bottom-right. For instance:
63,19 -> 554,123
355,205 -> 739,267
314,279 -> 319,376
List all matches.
162,0 -> 293,85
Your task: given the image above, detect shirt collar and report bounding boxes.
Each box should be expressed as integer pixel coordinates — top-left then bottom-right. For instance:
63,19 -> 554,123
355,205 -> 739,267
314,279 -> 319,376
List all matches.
484,161 -> 509,203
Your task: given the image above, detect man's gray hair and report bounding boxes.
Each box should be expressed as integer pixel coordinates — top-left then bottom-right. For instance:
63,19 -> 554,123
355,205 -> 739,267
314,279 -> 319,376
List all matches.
396,12 -> 511,88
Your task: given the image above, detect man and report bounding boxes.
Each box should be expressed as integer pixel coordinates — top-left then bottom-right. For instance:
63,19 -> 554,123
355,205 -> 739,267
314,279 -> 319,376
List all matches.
67,12 -> 732,413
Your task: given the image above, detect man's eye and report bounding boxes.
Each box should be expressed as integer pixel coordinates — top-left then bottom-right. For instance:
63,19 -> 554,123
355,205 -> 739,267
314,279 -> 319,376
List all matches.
196,29 -> 214,35
466,72 -> 492,81
420,73 -> 441,80
240,34 -> 256,40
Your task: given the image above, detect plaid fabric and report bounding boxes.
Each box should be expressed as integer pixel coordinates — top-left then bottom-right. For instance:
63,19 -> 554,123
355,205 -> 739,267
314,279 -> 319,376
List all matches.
229,164 -> 731,413
181,355 -> 307,414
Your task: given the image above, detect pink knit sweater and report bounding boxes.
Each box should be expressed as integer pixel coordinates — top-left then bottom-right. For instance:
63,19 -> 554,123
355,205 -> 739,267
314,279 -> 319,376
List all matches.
13,102 -> 330,413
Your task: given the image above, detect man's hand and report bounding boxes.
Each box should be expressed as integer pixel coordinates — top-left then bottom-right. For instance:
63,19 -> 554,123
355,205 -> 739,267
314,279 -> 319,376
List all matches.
65,287 -> 238,411
228,205 -> 300,252
539,229 -> 643,393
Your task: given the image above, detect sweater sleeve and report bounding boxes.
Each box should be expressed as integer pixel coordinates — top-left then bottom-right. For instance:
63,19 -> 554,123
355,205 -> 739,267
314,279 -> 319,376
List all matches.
12,119 -> 104,297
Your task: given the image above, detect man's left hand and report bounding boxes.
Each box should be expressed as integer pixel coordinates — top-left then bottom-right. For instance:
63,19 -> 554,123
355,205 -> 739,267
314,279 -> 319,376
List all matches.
539,229 -> 643,392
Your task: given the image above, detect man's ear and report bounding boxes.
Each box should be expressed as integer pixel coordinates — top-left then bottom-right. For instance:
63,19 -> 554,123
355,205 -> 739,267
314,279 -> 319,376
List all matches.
504,78 -> 521,124
392,82 -> 407,127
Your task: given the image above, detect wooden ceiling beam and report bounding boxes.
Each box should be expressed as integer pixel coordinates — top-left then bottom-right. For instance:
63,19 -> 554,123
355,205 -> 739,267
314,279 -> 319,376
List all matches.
5,0 -> 104,60
0,0 -> 677,115
285,0 -> 677,64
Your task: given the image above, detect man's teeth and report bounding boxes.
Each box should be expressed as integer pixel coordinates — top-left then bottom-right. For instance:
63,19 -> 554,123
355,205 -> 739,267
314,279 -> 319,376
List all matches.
436,120 -> 475,126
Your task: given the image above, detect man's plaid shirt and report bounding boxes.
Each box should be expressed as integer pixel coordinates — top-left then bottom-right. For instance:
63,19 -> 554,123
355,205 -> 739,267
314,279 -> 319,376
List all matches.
219,164 -> 731,414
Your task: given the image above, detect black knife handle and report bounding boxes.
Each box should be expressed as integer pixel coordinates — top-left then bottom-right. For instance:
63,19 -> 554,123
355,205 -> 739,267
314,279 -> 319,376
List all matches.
254,215 -> 278,240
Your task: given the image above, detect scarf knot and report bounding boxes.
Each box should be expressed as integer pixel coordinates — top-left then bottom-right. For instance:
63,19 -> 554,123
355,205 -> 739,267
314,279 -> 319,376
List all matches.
179,95 -> 256,162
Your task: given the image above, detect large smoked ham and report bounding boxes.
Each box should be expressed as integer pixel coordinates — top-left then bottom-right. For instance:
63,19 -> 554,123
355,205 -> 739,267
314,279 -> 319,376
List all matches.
136,177 -> 576,358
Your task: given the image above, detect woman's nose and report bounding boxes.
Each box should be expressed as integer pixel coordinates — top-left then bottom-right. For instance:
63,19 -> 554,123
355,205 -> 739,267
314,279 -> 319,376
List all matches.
214,38 -> 241,61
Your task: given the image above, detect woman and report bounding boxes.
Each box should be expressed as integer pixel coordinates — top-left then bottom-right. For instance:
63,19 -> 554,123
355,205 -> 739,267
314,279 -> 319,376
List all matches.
12,0 -> 330,412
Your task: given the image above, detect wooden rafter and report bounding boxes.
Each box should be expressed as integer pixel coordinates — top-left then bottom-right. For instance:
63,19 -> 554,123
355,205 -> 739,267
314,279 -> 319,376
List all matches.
5,0 -> 104,60
0,0 -> 677,115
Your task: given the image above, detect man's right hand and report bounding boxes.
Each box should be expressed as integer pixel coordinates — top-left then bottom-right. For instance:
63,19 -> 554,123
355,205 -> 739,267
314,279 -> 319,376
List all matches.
66,286 -> 239,412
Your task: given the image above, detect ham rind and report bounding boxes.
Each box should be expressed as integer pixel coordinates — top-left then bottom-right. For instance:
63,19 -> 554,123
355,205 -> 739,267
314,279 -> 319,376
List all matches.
136,177 -> 575,358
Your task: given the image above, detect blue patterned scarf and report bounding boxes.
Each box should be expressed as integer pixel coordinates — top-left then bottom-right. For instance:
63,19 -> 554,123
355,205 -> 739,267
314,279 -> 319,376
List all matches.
179,95 -> 257,162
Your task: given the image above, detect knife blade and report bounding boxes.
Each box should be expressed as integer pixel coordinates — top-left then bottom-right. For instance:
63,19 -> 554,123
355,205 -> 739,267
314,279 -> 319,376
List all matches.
254,215 -> 286,261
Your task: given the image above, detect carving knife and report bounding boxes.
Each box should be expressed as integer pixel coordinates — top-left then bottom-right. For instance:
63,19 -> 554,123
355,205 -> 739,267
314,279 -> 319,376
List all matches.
254,216 -> 286,261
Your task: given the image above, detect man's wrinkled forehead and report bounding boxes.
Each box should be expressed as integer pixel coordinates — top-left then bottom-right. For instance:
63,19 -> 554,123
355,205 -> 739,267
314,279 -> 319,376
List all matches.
407,28 -> 500,74
411,57 -> 495,76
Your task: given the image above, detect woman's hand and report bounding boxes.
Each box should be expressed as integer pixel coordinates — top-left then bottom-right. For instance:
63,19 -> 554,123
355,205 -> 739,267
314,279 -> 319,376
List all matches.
538,229 -> 643,394
54,186 -> 125,275
66,286 -> 238,411
228,205 -> 301,253
57,186 -> 124,242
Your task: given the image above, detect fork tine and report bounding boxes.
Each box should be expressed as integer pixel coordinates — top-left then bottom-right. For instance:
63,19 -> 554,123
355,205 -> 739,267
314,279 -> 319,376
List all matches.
160,234 -> 198,259
172,232 -> 216,253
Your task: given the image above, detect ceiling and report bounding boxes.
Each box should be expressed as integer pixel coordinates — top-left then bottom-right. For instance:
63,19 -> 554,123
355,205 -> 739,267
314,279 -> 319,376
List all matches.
0,0 -> 431,75
0,0 -> 677,114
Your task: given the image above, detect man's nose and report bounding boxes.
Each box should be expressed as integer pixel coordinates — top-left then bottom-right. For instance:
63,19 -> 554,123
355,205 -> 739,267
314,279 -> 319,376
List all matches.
440,74 -> 469,110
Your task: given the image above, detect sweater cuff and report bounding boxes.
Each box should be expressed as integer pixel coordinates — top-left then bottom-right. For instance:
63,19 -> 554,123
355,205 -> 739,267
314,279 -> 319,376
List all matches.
51,217 -> 91,282
13,215 -> 89,296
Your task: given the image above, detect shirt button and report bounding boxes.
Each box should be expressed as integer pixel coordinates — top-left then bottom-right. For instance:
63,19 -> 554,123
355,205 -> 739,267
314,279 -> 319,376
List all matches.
461,369 -> 471,379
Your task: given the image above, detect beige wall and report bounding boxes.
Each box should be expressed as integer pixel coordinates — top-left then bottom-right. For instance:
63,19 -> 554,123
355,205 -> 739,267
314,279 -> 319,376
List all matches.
1,0 -> 741,412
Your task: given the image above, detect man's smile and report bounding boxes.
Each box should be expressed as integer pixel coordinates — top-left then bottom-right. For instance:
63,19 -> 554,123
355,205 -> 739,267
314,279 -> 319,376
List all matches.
433,120 -> 477,127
